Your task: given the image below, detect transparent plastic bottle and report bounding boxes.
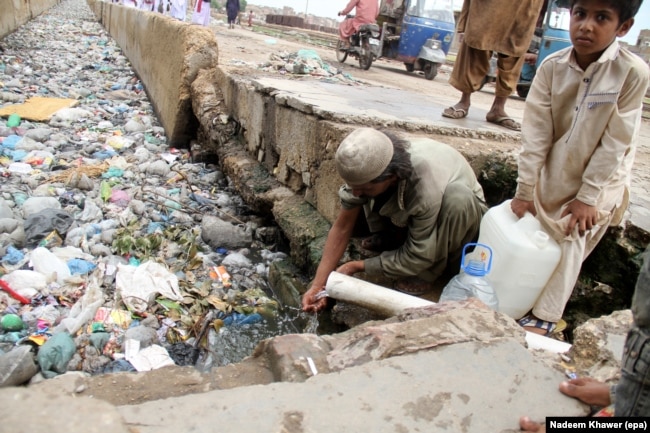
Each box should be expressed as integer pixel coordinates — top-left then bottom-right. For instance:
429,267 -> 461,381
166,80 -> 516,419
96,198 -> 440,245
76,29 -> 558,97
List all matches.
439,243 -> 499,311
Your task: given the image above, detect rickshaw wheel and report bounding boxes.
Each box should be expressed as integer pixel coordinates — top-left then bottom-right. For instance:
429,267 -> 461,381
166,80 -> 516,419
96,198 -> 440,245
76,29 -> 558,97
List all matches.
516,84 -> 530,99
336,40 -> 348,63
358,40 -> 373,70
404,63 -> 415,73
423,62 -> 438,80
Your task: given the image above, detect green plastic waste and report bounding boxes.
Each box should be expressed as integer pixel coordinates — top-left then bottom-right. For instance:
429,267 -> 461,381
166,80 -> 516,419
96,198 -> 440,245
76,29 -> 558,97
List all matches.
1,314 -> 25,332
37,332 -> 76,378
6,113 -> 21,128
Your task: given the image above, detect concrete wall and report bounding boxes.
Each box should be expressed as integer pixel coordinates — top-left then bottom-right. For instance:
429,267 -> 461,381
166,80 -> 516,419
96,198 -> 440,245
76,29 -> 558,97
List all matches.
86,0 -> 218,147
0,0 -> 60,39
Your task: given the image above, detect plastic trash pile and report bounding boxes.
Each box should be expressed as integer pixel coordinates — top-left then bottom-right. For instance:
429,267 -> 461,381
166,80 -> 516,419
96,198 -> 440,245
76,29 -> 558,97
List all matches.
230,49 -> 364,85
0,0 -> 303,387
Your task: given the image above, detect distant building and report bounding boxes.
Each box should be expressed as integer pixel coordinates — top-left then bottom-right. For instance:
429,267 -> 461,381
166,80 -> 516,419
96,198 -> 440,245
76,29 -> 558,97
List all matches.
638,29 -> 650,48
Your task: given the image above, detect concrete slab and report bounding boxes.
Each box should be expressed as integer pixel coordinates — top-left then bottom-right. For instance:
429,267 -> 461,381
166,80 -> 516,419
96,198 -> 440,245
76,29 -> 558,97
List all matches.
253,77 -> 519,137
118,339 -> 588,433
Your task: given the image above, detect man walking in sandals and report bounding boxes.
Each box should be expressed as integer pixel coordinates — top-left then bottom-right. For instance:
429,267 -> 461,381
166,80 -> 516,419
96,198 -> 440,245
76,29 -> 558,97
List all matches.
442,0 -> 544,131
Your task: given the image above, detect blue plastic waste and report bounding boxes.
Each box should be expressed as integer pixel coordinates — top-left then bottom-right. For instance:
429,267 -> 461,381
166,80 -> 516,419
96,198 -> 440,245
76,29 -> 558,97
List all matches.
67,258 -> 97,275
223,312 -> 263,326
2,246 -> 24,265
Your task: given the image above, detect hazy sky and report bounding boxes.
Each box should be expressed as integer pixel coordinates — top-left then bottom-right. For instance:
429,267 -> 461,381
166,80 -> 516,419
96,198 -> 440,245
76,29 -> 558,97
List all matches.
248,0 -> 650,45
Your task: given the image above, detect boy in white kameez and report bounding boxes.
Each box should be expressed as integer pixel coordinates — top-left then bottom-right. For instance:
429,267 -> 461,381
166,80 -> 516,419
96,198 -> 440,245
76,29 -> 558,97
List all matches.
511,0 -> 649,336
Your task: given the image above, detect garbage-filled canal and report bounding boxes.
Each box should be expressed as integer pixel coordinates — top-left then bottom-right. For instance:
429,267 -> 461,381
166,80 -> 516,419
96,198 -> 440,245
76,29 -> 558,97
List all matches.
0,0 -> 313,384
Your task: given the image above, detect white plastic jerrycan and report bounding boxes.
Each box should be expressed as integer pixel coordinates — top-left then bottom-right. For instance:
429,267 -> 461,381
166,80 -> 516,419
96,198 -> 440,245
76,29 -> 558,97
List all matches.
474,200 -> 561,320
440,243 -> 499,311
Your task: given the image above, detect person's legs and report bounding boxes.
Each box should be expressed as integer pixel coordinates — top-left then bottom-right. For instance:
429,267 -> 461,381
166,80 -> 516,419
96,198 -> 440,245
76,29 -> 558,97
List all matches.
339,20 -> 355,48
525,222 -> 608,334
420,182 -> 485,281
485,53 -> 526,130
444,43 -> 491,119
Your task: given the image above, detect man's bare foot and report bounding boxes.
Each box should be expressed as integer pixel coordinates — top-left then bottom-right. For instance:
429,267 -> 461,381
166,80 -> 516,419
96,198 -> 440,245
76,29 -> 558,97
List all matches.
520,416 -> 545,432
559,378 -> 611,407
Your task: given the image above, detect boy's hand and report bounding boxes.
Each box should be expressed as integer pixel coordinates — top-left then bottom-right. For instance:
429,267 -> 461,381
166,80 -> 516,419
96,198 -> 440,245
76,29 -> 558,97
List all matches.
561,199 -> 598,236
511,198 -> 536,218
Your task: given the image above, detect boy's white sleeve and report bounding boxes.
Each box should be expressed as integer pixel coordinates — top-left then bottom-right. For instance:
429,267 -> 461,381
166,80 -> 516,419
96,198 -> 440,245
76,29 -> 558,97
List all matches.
515,63 -> 554,202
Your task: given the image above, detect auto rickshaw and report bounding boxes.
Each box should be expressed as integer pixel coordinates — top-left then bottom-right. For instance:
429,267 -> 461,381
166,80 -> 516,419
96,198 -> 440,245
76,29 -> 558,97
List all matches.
375,0 -> 455,80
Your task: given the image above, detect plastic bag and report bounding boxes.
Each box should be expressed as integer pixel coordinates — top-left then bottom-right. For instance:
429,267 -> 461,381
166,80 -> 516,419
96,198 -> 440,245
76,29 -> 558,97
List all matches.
30,247 -> 71,285
36,332 -> 76,378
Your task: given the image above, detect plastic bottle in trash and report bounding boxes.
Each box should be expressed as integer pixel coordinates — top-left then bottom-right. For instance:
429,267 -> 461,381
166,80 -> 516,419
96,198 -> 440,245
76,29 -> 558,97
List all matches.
439,243 -> 499,311
6,113 -> 21,128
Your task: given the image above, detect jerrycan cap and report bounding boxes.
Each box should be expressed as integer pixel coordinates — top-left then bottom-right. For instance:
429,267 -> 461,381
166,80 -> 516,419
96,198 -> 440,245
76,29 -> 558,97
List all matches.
460,242 -> 492,277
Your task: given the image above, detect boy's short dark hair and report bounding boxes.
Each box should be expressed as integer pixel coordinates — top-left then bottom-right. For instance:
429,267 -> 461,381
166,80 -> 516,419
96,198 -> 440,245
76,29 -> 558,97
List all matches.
569,0 -> 644,24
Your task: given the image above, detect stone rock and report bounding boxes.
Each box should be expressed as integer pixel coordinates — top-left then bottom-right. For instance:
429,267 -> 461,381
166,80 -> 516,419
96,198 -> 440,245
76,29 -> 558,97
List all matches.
21,196 -> 61,217
0,346 -> 39,387
124,325 -> 159,348
0,199 -> 14,219
570,309 -> 633,382
201,215 -> 253,249
0,387 -> 131,433
145,160 -> 170,177
0,218 -> 25,246
323,299 -> 526,371
23,128 -> 52,142
254,333 -> 331,382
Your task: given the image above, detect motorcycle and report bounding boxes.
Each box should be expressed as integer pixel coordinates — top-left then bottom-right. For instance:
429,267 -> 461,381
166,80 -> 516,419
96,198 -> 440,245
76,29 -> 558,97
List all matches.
336,15 -> 381,71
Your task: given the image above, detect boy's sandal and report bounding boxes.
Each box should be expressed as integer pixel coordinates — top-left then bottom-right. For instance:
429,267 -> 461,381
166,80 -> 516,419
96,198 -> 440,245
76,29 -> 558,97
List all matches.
518,315 -> 567,337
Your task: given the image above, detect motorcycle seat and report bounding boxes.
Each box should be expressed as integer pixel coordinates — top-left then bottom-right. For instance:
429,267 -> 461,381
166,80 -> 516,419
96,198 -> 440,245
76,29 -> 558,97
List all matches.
358,23 -> 380,32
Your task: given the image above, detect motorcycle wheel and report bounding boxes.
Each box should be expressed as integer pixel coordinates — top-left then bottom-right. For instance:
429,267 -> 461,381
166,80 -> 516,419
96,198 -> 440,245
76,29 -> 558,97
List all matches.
404,63 -> 415,73
336,39 -> 348,63
358,39 -> 373,70
423,62 -> 438,80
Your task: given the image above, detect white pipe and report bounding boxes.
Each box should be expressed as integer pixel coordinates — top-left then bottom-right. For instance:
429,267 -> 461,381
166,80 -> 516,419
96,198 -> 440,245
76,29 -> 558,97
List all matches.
324,272 -> 571,353
325,272 -> 433,317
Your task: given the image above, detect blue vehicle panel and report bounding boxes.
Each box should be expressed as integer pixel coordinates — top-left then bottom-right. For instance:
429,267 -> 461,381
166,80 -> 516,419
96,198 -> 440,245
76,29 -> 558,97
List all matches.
397,14 -> 454,63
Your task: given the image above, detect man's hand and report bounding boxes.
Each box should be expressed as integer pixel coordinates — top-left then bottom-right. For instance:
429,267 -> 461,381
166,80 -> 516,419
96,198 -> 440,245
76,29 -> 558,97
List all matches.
336,260 -> 364,276
561,199 -> 598,236
302,285 -> 327,312
511,198 -> 536,218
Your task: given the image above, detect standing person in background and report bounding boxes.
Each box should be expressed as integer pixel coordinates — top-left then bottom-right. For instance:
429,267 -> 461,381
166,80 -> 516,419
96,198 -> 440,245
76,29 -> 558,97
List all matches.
247,10 -> 254,27
337,0 -> 379,49
512,0 -> 649,336
441,0 -> 544,131
170,0 -> 187,20
226,0 -> 241,29
191,0 -> 211,26
139,0 -> 155,11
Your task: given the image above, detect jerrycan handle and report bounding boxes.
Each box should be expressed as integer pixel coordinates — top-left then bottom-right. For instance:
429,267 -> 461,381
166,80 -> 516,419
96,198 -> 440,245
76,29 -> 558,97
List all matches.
461,242 -> 493,275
